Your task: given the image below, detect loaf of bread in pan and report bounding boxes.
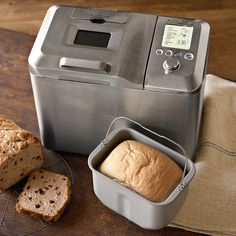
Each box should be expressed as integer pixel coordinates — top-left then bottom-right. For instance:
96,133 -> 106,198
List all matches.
0,117 -> 43,191
16,169 -> 71,222
99,140 -> 183,202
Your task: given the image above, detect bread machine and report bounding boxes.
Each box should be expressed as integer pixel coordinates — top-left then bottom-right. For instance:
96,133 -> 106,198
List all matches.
29,5 -> 210,159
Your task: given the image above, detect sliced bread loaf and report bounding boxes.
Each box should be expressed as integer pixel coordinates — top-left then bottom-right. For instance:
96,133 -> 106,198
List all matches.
16,169 -> 71,222
0,117 -> 43,191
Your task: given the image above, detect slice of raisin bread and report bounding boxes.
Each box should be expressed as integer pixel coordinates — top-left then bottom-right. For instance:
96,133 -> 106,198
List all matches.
16,169 -> 71,222
0,117 -> 43,191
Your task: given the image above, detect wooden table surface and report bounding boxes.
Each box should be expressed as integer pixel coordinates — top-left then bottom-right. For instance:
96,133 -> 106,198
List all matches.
0,1 -> 236,235
0,27 -> 202,236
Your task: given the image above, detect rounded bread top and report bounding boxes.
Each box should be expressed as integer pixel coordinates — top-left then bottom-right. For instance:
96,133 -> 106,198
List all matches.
99,140 -> 183,202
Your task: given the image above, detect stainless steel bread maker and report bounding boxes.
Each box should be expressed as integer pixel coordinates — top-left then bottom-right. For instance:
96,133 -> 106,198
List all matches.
29,5 -> 210,159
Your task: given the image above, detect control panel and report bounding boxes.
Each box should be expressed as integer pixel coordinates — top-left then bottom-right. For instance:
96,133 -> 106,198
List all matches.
155,47 -> 195,72
145,16 -> 202,92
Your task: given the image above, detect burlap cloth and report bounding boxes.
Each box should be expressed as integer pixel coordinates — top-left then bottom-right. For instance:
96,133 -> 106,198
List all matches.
169,74 -> 236,236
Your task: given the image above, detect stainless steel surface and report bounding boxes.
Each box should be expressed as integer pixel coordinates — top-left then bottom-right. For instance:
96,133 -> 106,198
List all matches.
29,5 -> 156,89
29,5 -> 210,159
31,73 -> 203,158
88,124 -> 195,229
71,7 -> 129,24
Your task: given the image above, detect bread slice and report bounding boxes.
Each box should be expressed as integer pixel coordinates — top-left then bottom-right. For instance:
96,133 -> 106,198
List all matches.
16,169 -> 71,222
0,117 -> 43,191
99,140 -> 183,202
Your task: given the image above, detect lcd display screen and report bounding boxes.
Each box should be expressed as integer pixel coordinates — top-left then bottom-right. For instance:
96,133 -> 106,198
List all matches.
161,25 -> 193,50
74,30 -> 111,48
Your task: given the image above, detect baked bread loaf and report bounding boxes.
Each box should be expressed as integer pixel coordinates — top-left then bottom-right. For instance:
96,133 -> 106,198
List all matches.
99,140 -> 183,202
16,169 -> 71,222
0,117 -> 43,191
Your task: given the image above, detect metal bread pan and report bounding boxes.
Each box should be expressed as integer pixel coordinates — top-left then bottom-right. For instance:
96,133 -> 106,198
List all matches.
88,117 -> 195,229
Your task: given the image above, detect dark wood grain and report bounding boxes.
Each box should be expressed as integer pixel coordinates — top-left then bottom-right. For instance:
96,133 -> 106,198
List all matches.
0,28 -> 206,236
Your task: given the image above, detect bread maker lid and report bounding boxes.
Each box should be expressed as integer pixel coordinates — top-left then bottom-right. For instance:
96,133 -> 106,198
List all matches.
28,5 -> 157,90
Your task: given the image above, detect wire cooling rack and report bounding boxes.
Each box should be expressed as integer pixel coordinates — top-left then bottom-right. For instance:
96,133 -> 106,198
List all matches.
0,149 -> 73,236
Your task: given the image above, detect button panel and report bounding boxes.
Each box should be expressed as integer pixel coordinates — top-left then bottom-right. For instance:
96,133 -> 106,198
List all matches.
184,52 -> 194,60
165,49 -> 173,56
155,49 -> 163,55
155,48 -> 195,73
155,48 -> 194,60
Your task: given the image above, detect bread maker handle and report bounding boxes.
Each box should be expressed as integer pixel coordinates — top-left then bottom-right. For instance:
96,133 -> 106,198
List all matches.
59,57 -> 111,73
105,116 -> 188,185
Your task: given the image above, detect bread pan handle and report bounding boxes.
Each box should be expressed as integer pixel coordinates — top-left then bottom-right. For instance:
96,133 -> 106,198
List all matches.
105,116 -> 188,186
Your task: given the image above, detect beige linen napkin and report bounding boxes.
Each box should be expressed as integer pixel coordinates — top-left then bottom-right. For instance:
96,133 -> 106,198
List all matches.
169,74 -> 236,236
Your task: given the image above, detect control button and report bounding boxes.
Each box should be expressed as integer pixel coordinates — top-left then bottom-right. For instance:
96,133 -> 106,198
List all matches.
155,49 -> 163,55
165,50 -> 173,56
163,57 -> 180,72
184,52 -> 194,60
174,51 -> 182,57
